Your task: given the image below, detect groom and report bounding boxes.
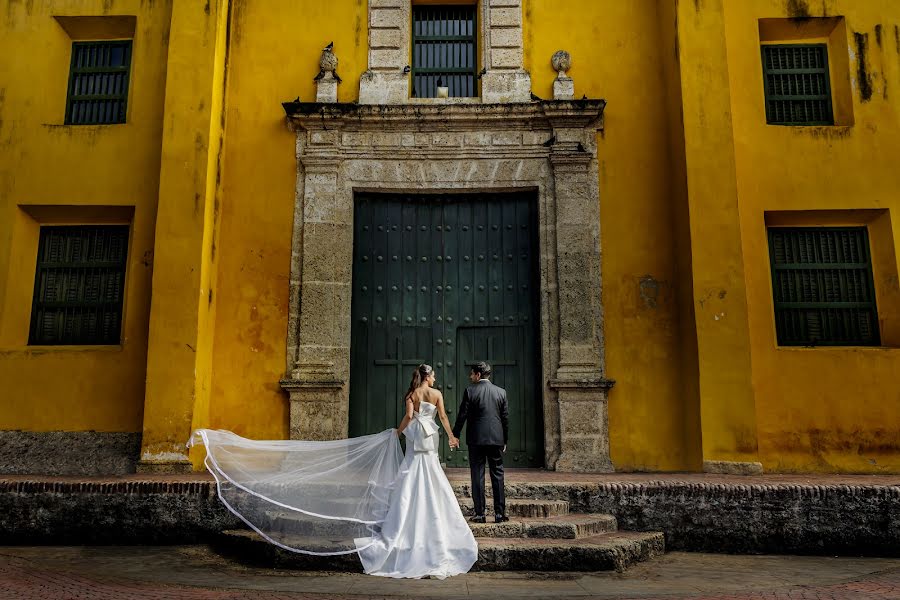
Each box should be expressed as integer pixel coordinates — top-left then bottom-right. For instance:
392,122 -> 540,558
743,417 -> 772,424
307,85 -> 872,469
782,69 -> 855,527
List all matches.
451,361 -> 509,524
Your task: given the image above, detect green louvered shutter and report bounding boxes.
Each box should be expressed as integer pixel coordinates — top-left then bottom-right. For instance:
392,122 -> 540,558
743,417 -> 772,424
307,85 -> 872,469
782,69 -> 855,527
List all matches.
768,227 -> 880,346
762,44 -> 834,126
65,40 -> 133,125
29,225 -> 129,345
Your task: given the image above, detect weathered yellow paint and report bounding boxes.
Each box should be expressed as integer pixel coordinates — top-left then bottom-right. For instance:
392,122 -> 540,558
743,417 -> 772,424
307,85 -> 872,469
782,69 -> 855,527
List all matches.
141,0 -> 231,470
205,0 -> 368,450
726,0 -> 900,473
0,0 -> 171,433
1,0 -> 899,474
527,0 -> 703,471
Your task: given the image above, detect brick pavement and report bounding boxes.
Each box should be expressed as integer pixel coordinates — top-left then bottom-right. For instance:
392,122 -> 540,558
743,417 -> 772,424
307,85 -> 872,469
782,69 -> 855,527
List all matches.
2,548 -> 900,600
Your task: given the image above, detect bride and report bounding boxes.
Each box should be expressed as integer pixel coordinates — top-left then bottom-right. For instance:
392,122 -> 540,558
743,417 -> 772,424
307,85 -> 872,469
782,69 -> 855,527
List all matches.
190,364 -> 478,579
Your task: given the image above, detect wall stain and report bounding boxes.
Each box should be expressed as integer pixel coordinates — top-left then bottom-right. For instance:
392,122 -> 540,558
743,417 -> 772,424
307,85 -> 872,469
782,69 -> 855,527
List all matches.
785,0 -> 811,20
854,32 -> 874,102
693,0 -> 702,13
791,125 -> 852,140
875,24 -> 883,48
355,0 -> 362,51
639,276 -> 660,309
228,0 -> 245,47
895,25 -> 900,55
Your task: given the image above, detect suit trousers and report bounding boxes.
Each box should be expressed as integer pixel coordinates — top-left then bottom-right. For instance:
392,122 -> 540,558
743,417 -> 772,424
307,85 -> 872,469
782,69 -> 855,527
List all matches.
468,444 -> 506,518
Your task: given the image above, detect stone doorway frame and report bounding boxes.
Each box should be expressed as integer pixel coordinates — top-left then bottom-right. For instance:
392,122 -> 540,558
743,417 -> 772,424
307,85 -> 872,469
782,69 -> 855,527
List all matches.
280,101 -> 614,472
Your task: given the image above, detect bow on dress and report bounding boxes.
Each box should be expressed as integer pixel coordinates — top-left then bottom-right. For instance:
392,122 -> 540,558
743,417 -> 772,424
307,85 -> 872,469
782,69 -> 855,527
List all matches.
407,411 -> 440,452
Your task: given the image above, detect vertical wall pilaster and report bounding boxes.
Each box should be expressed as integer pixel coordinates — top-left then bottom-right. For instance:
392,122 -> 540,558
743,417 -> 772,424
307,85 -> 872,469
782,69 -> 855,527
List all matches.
139,0 -> 230,472
675,0 -> 761,475
359,0 -> 410,104
481,0 -> 531,103
544,108 -> 613,473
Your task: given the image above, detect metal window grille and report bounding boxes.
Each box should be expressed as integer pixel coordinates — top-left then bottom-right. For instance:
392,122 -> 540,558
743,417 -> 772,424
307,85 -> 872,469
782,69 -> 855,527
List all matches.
29,225 -> 129,345
762,44 -> 834,125
768,227 -> 880,346
65,40 -> 132,125
412,5 -> 478,98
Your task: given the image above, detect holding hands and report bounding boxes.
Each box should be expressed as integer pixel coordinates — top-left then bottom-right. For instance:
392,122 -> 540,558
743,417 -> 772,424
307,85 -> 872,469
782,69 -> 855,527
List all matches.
448,436 -> 460,449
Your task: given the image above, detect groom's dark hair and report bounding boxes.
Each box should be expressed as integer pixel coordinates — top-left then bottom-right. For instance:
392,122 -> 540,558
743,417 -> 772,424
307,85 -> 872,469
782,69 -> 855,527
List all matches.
471,361 -> 492,379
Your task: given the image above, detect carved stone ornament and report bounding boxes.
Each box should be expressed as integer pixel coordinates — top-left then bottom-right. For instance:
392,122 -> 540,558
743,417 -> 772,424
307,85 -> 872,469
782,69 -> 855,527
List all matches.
551,50 -> 572,78
314,43 -> 340,103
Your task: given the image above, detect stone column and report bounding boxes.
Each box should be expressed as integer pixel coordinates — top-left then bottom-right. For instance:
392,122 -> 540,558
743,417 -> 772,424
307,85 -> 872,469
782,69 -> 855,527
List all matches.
545,111 -> 614,473
481,0 -> 531,103
279,142 -> 353,440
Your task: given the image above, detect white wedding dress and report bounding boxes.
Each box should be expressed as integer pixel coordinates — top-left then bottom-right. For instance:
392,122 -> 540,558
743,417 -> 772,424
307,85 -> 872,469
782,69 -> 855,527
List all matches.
189,400 -> 477,579
356,400 -> 478,578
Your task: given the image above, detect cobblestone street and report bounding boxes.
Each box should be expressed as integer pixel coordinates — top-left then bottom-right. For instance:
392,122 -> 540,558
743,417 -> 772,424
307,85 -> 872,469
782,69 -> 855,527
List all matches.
2,547 -> 899,600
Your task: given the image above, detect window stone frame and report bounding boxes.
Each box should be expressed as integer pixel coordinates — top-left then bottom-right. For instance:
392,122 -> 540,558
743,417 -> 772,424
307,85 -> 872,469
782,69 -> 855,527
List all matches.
360,0 -> 531,104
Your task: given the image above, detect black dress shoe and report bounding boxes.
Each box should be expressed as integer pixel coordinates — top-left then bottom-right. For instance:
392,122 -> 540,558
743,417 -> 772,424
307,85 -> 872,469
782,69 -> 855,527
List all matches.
470,515 -> 487,524
494,515 -> 510,523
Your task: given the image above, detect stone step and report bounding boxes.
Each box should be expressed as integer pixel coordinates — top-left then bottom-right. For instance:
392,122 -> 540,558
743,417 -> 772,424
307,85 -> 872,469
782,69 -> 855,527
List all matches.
459,498 -> 569,518
214,529 -> 665,572
475,532 -> 665,572
468,514 -> 617,539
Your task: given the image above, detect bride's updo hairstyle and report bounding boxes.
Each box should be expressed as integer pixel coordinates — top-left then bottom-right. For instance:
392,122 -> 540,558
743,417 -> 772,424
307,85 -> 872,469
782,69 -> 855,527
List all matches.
404,364 -> 433,402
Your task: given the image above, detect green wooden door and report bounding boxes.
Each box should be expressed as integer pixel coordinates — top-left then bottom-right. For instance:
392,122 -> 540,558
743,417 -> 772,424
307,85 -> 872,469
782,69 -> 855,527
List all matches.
349,193 -> 543,467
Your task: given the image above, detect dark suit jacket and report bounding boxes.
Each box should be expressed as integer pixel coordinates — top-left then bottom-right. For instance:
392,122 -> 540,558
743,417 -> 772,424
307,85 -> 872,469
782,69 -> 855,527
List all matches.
452,379 -> 509,447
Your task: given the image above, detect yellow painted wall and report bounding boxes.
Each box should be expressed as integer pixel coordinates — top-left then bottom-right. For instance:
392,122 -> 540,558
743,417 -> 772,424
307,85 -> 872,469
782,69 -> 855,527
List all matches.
526,0 -> 701,470
207,0 -> 368,440
3,0 -> 898,474
205,0 -> 698,470
0,0 -> 171,432
725,0 -> 900,472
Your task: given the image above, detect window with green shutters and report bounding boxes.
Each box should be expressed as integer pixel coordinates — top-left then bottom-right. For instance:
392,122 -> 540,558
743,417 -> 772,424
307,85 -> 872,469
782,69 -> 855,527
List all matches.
29,225 -> 129,345
65,40 -> 133,125
768,227 -> 880,346
412,5 -> 478,98
762,44 -> 834,126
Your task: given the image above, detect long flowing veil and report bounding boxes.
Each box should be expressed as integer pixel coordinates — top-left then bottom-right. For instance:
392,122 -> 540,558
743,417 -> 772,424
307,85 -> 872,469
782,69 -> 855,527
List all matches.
189,428 -> 403,555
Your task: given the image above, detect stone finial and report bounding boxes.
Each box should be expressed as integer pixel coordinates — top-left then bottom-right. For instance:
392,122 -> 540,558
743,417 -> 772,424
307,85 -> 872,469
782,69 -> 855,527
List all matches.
314,42 -> 340,103
551,50 -> 571,78
551,50 -> 575,101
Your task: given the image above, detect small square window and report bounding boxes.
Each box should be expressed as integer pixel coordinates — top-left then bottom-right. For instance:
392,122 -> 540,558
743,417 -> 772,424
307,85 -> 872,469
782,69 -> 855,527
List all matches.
768,227 -> 880,346
412,5 -> 478,98
65,40 -> 133,125
29,225 -> 129,345
761,44 -> 834,126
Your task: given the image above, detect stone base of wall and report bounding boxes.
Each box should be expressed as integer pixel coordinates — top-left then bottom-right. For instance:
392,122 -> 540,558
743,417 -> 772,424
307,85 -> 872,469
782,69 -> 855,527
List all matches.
0,478 -> 238,544
0,431 -> 141,476
1,476 -> 897,555
455,480 -> 900,556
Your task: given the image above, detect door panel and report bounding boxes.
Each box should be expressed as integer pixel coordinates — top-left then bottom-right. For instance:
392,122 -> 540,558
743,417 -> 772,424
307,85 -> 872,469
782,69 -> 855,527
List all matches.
349,193 -> 542,466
